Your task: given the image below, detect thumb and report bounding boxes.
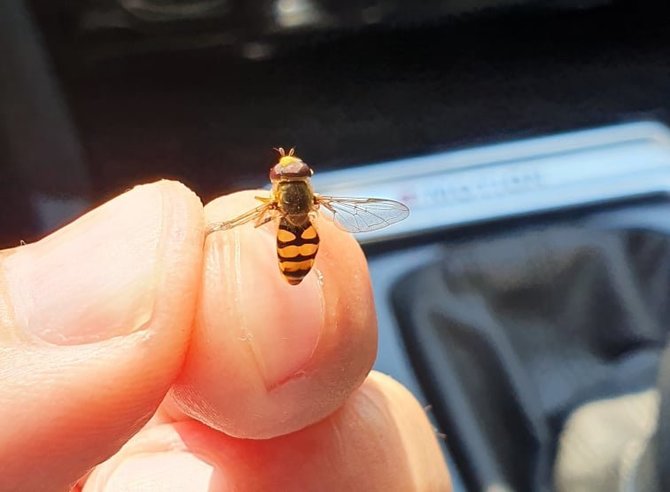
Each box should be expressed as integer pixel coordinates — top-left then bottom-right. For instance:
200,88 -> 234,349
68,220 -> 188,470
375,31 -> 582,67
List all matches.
0,181 -> 203,491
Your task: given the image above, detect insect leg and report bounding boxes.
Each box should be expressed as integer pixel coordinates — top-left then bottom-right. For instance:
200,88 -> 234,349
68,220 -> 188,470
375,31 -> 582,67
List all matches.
206,202 -> 272,235
254,211 -> 276,228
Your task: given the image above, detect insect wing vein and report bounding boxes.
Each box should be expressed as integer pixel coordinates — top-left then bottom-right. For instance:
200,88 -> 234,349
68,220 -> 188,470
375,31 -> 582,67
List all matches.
317,196 -> 409,233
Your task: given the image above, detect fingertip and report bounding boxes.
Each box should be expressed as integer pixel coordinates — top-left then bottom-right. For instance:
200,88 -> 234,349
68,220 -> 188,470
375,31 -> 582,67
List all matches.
149,179 -> 205,350
0,180 -> 205,491
173,189 -> 378,438
87,373 -> 451,492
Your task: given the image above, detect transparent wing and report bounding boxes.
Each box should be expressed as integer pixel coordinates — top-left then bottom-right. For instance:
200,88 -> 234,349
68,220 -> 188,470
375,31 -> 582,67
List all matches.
316,195 -> 409,233
206,202 -> 274,235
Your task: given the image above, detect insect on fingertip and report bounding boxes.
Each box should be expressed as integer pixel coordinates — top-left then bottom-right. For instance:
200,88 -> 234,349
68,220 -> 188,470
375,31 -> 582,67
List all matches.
205,148 -> 410,285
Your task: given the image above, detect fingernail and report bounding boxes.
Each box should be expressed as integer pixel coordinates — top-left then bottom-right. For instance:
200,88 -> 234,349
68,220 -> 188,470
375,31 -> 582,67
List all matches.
4,183 -> 165,345
101,453 -> 220,492
207,226 -> 324,389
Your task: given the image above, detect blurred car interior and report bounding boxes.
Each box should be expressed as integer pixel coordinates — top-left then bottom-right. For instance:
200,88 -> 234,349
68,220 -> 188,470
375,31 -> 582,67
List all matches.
5,1 -> 670,490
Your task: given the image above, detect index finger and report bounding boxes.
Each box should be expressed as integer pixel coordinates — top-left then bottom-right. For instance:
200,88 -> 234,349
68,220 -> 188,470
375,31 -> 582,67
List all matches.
171,190 -> 378,439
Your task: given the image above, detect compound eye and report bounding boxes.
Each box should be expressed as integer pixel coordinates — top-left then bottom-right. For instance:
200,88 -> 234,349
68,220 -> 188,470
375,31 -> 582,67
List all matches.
269,164 -> 282,180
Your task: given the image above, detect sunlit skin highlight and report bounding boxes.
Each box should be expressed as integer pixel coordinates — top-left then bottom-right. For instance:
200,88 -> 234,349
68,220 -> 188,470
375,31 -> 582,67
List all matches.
0,180 -> 450,491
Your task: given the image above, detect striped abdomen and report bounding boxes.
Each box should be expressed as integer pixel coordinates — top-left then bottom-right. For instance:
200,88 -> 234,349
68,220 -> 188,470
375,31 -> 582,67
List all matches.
276,217 -> 319,285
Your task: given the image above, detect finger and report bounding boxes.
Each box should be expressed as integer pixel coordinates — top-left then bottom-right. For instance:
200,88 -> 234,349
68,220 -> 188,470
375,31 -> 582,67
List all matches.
83,372 -> 451,492
171,190 -> 377,438
0,181 -> 203,491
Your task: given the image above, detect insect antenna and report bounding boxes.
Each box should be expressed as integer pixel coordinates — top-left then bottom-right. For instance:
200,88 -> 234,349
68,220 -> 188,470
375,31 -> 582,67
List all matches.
273,147 -> 286,157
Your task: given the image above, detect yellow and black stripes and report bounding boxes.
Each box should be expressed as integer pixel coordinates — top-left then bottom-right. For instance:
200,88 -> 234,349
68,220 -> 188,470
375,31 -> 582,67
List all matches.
276,217 -> 319,285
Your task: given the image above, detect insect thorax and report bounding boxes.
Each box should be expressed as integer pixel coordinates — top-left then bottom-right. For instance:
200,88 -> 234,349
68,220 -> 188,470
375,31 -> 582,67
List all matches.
275,180 -> 314,223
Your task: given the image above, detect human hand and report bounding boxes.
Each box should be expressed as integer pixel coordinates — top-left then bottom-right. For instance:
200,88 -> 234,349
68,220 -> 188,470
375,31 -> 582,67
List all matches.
0,181 -> 451,491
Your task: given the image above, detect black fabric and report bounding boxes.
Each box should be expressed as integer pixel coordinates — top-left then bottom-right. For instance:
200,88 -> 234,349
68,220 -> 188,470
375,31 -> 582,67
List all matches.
392,227 -> 670,492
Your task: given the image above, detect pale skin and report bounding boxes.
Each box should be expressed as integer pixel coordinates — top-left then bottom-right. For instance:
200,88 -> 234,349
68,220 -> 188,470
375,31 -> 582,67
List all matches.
0,181 -> 451,491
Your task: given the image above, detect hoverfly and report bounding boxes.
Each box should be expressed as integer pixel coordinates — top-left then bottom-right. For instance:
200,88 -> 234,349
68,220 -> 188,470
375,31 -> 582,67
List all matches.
206,148 -> 409,285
